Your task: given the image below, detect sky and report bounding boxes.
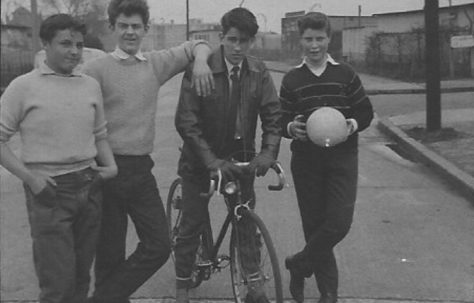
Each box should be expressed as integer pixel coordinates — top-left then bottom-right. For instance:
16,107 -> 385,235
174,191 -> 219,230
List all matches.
2,0 -> 473,33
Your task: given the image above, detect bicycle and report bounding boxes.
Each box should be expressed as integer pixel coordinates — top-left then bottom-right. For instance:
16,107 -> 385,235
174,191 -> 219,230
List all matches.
166,160 -> 286,303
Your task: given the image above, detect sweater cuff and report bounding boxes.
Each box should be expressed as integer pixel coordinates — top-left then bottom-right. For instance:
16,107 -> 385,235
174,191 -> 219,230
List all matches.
347,118 -> 358,134
190,40 -> 211,61
287,122 -> 298,139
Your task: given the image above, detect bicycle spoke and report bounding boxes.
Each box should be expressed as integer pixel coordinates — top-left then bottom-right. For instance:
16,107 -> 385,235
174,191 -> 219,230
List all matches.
230,211 -> 283,303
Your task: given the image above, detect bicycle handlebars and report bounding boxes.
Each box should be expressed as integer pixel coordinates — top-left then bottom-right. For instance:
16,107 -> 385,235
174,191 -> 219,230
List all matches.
200,161 -> 287,198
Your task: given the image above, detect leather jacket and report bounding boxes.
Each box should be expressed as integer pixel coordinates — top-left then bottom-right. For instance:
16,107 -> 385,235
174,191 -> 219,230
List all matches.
175,47 -> 281,179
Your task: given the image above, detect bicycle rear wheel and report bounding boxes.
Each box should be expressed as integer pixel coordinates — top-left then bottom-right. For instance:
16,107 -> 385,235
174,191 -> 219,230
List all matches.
166,177 -> 213,289
229,210 -> 283,303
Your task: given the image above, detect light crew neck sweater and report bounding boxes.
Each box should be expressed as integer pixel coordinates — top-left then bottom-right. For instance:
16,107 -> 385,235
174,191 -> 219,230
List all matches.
0,65 -> 107,176
82,41 -> 202,155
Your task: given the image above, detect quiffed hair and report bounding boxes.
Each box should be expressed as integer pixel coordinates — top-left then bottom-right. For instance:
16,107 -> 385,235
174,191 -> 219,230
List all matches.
220,7 -> 259,37
39,14 -> 86,43
297,12 -> 331,36
108,0 -> 150,26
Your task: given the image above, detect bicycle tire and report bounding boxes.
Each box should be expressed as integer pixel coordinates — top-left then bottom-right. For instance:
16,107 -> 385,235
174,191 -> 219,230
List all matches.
166,177 -> 213,289
166,177 -> 183,255
229,210 -> 283,303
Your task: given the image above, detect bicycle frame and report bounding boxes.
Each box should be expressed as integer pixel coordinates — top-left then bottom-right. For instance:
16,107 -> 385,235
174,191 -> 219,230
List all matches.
198,162 -> 286,273
167,160 -> 286,302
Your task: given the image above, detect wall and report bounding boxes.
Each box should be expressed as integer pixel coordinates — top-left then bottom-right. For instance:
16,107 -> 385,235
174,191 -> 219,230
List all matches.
342,26 -> 377,63
374,4 -> 474,33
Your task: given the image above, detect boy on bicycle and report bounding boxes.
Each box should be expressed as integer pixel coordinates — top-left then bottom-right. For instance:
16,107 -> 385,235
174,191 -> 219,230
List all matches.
173,7 -> 282,303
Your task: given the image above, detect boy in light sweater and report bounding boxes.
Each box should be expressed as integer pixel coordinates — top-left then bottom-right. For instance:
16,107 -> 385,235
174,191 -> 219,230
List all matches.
0,14 -> 117,303
81,1 -> 214,302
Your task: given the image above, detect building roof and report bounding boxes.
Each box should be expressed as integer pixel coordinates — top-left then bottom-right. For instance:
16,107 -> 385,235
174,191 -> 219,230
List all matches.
1,24 -> 31,30
372,3 -> 473,17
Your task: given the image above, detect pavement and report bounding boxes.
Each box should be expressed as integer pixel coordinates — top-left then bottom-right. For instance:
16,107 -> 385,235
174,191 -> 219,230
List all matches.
265,60 -> 474,204
0,62 -> 474,303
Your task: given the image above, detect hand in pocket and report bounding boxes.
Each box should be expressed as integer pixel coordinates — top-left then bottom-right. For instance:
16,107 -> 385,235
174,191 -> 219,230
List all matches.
35,183 -> 57,207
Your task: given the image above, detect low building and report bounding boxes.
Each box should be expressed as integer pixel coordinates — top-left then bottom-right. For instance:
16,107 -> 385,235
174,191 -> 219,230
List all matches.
1,24 -> 33,89
343,3 -> 474,78
189,20 -> 221,49
1,24 -> 32,50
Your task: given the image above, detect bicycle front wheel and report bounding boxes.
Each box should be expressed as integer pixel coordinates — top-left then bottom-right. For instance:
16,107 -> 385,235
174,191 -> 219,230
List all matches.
229,210 -> 283,303
166,177 -> 183,256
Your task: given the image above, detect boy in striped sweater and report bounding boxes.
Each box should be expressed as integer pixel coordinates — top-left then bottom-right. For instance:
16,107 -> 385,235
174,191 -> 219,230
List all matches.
280,12 -> 373,303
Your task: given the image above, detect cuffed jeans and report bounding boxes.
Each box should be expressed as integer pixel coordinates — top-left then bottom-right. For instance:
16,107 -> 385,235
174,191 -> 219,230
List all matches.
92,155 -> 170,303
24,167 -> 102,303
174,174 -> 260,288
290,146 -> 358,296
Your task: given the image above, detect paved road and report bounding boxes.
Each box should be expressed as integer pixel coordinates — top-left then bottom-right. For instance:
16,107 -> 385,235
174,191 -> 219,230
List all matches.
1,72 -> 473,302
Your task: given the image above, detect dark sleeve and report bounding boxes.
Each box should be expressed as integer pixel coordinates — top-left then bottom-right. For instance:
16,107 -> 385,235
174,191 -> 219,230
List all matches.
174,68 -> 218,167
346,70 -> 374,132
279,74 -> 297,139
258,67 -> 282,158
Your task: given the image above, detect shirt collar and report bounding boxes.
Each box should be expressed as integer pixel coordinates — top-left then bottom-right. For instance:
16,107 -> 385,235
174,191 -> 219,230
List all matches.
38,60 -> 82,77
295,54 -> 339,76
111,47 -> 147,61
224,58 -> 243,76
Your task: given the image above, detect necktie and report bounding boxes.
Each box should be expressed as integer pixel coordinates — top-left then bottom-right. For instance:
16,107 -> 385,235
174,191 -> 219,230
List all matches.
230,65 -> 242,139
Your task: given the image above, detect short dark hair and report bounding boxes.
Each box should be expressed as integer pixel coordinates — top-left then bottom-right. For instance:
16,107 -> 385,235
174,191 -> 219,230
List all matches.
297,12 -> 331,36
39,14 -> 86,43
108,0 -> 150,26
220,7 -> 259,37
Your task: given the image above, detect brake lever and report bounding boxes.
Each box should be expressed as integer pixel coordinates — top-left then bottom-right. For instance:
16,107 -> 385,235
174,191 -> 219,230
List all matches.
268,162 -> 287,191
199,169 -> 221,198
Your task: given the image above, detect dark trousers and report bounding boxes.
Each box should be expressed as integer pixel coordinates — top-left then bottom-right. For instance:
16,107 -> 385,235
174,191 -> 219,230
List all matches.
174,174 -> 259,288
92,155 -> 171,303
290,147 -> 358,296
24,167 -> 102,303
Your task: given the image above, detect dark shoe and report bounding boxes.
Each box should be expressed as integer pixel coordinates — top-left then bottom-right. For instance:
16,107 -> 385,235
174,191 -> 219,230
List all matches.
318,293 -> 337,303
245,279 -> 270,303
285,256 -> 305,303
245,292 -> 270,303
87,298 -> 130,303
176,288 -> 190,303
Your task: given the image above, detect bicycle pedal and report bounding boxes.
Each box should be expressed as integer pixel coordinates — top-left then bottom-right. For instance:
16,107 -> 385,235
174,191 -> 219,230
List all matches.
173,197 -> 182,209
215,254 -> 231,268
197,260 -> 212,268
196,261 -> 212,280
217,254 -> 230,262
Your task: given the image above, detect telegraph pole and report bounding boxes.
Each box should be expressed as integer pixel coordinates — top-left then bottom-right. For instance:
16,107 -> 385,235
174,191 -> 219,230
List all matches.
424,0 -> 441,131
31,0 -> 41,55
186,0 -> 189,40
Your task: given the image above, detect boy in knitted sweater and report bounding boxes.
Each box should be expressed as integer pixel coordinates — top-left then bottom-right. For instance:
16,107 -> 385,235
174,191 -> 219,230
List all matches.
0,14 -> 117,303
280,12 -> 373,303
81,1 -> 214,302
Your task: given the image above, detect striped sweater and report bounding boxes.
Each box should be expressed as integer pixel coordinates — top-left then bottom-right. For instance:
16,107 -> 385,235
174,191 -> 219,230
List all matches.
280,60 -> 373,150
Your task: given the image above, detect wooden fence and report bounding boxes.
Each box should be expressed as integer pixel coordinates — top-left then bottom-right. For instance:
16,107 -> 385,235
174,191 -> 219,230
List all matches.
1,48 -> 34,92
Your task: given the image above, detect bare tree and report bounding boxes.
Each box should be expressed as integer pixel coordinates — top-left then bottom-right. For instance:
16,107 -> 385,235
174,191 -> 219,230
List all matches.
40,0 -> 106,17
39,0 -> 108,49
